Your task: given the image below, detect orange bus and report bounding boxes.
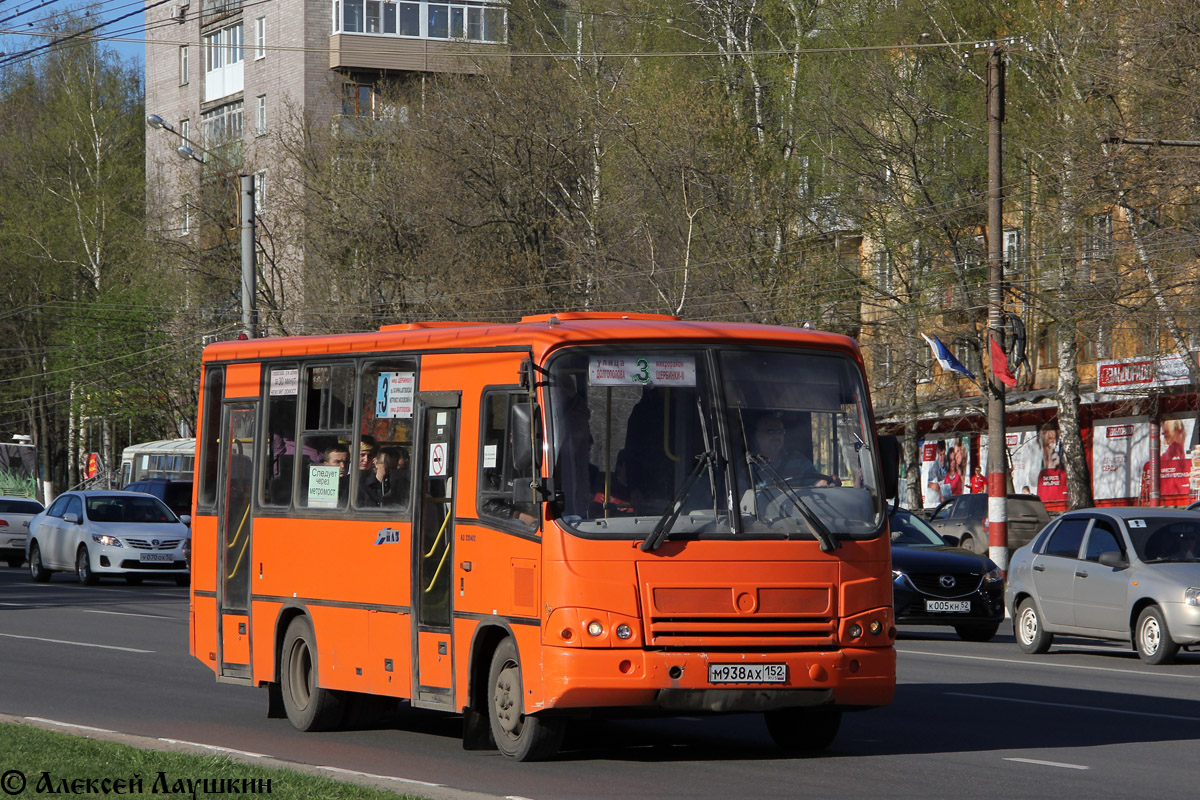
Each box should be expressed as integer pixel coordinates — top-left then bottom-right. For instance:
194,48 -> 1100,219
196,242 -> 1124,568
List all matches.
190,312 -> 899,760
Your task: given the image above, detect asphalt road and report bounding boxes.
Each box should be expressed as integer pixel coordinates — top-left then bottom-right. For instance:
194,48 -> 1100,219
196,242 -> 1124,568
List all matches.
1,567 -> 1198,799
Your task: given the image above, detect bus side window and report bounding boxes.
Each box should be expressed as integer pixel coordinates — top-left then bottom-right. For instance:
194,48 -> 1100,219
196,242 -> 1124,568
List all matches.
197,367 -> 224,510
295,363 -> 355,510
478,392 -> 535,528
262,365 -> 300,508
353,360 -> 417,512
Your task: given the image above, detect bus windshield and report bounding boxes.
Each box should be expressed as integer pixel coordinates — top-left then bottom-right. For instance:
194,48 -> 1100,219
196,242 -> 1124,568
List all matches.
547,346 -> 886,542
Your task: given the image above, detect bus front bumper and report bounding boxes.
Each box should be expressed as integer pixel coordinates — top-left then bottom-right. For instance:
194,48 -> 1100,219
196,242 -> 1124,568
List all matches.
538,646 -> 895,712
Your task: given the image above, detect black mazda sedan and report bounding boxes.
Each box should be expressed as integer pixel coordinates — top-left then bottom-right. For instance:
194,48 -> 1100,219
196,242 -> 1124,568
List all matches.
891,508 -> 1005,642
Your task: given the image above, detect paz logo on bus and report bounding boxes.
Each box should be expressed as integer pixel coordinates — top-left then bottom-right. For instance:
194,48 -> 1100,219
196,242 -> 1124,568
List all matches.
375,528 -> 401,545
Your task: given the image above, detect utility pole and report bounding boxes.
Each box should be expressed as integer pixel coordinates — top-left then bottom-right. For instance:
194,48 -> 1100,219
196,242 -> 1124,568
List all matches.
146,114 -> 258,339
986,46 -> 1009,572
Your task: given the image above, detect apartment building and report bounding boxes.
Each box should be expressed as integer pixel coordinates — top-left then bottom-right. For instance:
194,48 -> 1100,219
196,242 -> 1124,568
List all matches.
143,0 -> 508,331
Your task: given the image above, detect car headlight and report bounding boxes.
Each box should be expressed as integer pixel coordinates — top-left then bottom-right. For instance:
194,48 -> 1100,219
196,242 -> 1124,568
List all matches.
1186,587 -> 1200,607
91,533 -> 124,547
983,568 -> 1003,584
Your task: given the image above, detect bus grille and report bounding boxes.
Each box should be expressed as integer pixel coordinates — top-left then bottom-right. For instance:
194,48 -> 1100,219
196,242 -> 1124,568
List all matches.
643,585 -> 837,649
646,615 -> 837,649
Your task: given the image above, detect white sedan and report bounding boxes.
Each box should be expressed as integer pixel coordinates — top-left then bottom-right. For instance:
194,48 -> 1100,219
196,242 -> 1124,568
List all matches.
26,491 -> 190,586
0,496 -> 44,568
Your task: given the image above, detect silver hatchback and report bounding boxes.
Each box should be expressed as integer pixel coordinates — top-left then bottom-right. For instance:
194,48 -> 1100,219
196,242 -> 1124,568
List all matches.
1006,508 -> 1200,664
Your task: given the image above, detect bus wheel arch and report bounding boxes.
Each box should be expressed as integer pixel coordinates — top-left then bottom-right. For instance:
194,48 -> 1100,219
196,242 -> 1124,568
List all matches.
485,636 -> 565,761
279,613 -> 346,731
462,623 -> 509,749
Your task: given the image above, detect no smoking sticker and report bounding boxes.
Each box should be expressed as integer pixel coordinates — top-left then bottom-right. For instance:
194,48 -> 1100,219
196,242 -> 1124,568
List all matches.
429,442 -> 448,477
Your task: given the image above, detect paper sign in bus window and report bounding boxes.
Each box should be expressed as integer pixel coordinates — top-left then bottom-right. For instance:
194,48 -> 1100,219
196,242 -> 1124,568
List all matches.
307,465 -> 341,508
270,369 -> 299,396
588,356 -> 696,387
376,372 -> 415,419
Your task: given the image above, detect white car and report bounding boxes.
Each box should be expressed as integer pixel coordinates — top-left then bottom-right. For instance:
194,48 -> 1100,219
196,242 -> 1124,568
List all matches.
0,496 -> 44,568
26,491 -> 191,586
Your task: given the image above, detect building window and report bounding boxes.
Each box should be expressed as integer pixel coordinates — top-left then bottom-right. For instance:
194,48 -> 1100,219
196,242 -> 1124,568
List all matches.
256,95 -> 267,135
181,195 -> 191,236
180,119 -> 190,143
202,100 -> 243,147
255,16 -> 266,59
342,82 -> 374,117
254,169 -> 266,214
1082,211 -> 1113,263
204,23 -> 244,101
336,0 -> 505,42
180,45 -> 189,85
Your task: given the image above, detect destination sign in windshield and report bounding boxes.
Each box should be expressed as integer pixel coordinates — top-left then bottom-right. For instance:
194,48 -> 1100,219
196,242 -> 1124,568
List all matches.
588,355 -> 696,387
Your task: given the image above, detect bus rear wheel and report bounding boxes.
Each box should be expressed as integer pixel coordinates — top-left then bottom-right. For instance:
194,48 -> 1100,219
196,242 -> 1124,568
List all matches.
280,616 -> 345,731
764,706 -> 842,752
487,638 -> 564,761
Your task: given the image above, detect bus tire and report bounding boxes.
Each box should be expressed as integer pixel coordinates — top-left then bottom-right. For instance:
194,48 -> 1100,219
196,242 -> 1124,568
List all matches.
487,638 -> 564,761
764,706 -> 842,752
280,616 -> 345,732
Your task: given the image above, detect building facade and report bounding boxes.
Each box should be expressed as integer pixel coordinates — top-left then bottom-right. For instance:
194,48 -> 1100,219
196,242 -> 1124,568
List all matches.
143,0 -> 508,333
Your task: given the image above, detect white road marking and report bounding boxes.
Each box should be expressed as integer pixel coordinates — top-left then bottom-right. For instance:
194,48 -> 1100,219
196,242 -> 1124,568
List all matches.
0,632 -> 152,653
315,765 -> 442,788
948,692 -> 1200,723
1004,757 -> 1089,770
25,717 -> 115,734
158,738 -> 267,758
899,647 -> 1195,680
84,609 -> 178,620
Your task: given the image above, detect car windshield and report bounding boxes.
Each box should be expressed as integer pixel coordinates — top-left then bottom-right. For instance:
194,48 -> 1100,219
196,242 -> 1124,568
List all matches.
1129,517 -> 1200,563
86,495 -> 178,524
0,499 -> 43,514
547,346 -> 886,542
890,509 -> 946,546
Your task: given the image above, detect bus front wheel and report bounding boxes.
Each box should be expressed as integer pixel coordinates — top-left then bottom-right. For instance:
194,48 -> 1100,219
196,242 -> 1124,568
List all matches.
280,616 -> 345,732
487,638 -> 564,761
764,706 -> 842,752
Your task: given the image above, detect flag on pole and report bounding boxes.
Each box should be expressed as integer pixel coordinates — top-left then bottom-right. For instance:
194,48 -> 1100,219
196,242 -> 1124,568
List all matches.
921,333 -> 976,380
990,335 -> 1018,387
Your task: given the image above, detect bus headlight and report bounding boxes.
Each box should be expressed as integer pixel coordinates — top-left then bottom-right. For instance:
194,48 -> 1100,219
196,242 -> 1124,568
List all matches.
615,623 -> 633,640
587,620 -> 604,637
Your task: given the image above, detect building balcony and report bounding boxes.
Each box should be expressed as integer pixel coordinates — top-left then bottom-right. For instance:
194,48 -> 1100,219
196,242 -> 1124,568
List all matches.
330,0 -> 507,73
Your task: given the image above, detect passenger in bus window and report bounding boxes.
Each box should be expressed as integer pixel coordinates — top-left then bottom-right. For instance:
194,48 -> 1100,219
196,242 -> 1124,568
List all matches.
751,413 -> 834,488
359,445 -> 407,508
357,435 -> 378,480
323,442 -> 351,502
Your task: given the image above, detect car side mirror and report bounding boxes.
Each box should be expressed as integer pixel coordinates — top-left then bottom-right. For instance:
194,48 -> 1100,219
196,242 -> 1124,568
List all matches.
940,534 -> 958,547
63,512 -> 80,524
179,515 -> 191,527
1098,551 -> 1128,569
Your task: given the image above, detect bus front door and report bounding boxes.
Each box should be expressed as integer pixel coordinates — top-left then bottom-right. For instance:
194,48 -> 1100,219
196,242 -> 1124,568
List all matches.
217,402 -> 256,682
411,392 -> 459,711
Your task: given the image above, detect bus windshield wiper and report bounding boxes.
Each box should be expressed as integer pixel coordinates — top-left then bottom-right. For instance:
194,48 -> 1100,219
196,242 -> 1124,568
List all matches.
749,454 -> 839,553
641,449 -> 716,552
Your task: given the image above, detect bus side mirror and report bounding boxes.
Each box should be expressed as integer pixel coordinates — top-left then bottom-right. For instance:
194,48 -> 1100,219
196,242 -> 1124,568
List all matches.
510,402 -> 536,475
878,435 -> 900,502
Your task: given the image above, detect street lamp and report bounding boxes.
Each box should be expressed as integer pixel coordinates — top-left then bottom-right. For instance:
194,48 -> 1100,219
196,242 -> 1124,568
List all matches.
147,113 -> 258,339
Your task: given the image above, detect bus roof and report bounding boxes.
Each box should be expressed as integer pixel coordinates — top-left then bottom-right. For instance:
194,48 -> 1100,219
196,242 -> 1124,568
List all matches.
200,313 -> 862,364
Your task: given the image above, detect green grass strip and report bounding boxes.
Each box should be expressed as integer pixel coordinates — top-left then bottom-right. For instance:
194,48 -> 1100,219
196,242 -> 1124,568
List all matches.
0,722 -> 425,799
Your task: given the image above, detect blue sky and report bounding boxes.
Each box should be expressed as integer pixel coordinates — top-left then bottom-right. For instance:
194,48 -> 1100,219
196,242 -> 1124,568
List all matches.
0,1 -> 145,70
